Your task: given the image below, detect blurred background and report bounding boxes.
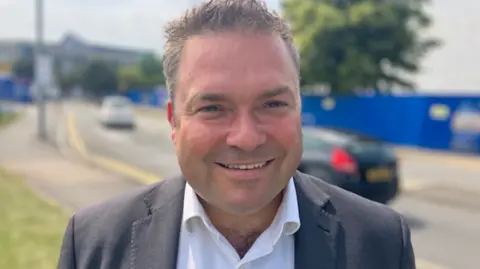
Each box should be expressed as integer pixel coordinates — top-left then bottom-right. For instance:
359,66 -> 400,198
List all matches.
0,1 -> 479,269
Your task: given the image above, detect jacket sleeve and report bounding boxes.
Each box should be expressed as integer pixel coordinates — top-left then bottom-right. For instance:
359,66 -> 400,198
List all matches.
400,215 -> 416,269
58,215 -> 77,269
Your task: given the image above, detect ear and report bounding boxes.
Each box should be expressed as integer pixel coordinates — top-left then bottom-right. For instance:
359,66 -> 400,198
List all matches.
167,100 -> 176,142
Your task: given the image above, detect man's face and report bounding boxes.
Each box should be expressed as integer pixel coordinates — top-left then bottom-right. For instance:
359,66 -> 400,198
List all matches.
167,31 -> 302,215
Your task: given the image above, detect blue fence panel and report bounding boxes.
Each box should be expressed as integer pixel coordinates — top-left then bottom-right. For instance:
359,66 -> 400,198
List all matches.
420,96 -> 480,153
301,95 -> 427,145
0,77 -> 15,100
301,94 -> 480,154
0,77 -> 32,103
123,87 -> 169,108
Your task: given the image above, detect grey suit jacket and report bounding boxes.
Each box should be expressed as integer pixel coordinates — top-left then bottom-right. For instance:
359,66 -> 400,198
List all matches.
58,171 -> 416,269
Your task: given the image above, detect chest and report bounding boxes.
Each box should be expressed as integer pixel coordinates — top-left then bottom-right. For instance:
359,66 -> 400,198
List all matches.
176,225 -> 295,269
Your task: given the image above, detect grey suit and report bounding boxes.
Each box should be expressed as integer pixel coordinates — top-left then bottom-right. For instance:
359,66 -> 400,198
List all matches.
58,171 -> 416,269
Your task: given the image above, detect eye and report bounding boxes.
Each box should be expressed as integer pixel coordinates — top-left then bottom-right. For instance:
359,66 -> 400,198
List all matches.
198,105 -> 222,113
265,101 -> 288,109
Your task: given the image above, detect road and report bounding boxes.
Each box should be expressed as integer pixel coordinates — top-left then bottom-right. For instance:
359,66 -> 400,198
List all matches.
65,101 -> 479,269
70,101 -> 181,179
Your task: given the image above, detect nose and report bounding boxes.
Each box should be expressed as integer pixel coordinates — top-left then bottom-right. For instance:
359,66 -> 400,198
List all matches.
226,112 -> 266,152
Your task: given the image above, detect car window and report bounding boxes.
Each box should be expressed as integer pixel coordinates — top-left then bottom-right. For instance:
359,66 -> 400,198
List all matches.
302,134 -> 333,151
302,128 -> 350,149
110,102 -> 130,108
347,140 -> 394,158
103,97 -> 131,108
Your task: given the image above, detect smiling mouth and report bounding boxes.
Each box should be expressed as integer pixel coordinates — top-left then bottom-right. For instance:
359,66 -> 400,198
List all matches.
216,159 -> 274,170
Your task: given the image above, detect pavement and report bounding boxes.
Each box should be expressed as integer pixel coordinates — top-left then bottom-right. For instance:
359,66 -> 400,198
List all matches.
0,103 -> 144,212
0,101 -> 478,269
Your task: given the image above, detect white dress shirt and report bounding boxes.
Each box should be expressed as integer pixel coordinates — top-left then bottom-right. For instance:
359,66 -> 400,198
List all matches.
176,178 -> 301,269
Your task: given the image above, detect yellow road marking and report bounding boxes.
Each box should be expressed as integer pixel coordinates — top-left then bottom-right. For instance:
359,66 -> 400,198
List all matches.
66,111 -> 161,185
416,258 -> 449,269
66,113 -> 87,156
401,179 -> 428,192
92,155 -> 159,185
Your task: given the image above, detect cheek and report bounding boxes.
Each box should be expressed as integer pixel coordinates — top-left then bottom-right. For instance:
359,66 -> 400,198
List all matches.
178,121 -> 223,157
267,114 -> 302,148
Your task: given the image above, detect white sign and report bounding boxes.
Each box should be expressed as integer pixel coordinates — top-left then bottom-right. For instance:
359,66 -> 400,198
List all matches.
35,54 -> 53,86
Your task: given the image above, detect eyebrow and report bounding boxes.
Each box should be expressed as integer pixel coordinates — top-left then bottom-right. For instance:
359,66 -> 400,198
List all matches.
260,86 -> 291,99
185,85 -> 293,108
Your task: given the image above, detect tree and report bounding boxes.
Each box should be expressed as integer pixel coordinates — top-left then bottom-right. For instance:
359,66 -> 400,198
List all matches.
282,0 -> 441,94
79,60 -> 118,97
139,53 -> 163,78
137,53 -> 165,88
117,54 -> 165,91
117,66 -> 143,91
12,55 -> 34,80
57,72 -> 80,94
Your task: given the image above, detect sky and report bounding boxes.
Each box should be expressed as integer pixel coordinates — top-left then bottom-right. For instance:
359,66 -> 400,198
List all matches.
0,0 -> 479,92
0,0 -> 280,51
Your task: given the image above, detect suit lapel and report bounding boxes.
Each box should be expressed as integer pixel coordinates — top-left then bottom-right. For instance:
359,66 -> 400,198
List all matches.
129,177 -> 186,269
294,172 -> 340,269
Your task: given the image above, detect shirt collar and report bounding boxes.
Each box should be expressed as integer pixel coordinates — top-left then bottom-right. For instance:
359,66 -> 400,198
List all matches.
182,177 -> 301,235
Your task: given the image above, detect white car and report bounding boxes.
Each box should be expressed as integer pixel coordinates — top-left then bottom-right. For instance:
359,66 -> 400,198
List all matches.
99,96 -> 136,129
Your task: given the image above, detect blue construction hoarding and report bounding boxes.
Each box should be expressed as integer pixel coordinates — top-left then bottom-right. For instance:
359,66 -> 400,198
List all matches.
123,86 -> 168,108
0,75 -> 32,103
301,94 -> 480,154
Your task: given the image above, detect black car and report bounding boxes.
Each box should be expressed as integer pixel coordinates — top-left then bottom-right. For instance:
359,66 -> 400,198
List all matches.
298,126 -> 400,204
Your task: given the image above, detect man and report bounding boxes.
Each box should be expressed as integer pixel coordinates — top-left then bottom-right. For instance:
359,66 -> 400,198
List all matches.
58,0 -> 416,268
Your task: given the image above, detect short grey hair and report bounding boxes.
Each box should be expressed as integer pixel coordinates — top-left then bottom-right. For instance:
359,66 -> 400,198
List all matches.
162,0 -> 300,100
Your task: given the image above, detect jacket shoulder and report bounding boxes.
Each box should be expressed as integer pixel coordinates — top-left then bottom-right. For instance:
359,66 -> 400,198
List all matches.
298,172 -> 405,231
74,182 -> 159,225
60,177 -> 185,268
298,172 -> 408,264
70,178 -> 179,246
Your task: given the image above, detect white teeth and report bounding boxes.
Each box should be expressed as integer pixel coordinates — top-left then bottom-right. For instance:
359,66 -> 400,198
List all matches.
224,162 -> 268,170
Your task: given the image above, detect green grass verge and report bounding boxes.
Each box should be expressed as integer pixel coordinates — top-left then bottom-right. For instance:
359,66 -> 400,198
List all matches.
0,168 -> 69,269
0,112 -> 18,128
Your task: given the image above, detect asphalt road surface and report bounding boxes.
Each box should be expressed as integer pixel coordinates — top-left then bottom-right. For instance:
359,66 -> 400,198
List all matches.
66,101 -> 479,269
69,101 -> 181,179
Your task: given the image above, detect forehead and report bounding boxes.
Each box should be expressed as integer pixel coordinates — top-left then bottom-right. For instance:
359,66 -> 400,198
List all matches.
176,31 -> 298,101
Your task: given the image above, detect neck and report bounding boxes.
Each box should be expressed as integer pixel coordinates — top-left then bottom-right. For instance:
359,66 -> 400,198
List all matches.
199,192 -> 284,257
208,193 -> 283,232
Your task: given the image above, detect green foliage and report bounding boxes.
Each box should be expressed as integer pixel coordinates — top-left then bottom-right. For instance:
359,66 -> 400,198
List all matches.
117,53 -> 165,91
139,53 -> 163,78
282,0 -> 441,93
79,60 -> 118,96
12,56 -> 34,80
117,66 -> 143,91
57,72 -> 80,94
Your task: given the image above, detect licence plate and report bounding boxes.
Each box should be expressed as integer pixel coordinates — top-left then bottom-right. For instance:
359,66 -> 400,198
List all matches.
366,167 -> 393,182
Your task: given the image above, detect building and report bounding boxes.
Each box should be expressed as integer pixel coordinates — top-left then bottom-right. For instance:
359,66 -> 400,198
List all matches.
55,33 -> 151,74
0,40 -> 35,75
0,33 -> 152,76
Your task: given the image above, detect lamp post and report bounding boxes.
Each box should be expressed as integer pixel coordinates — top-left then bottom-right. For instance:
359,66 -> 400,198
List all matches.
35,0 -> 47,140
